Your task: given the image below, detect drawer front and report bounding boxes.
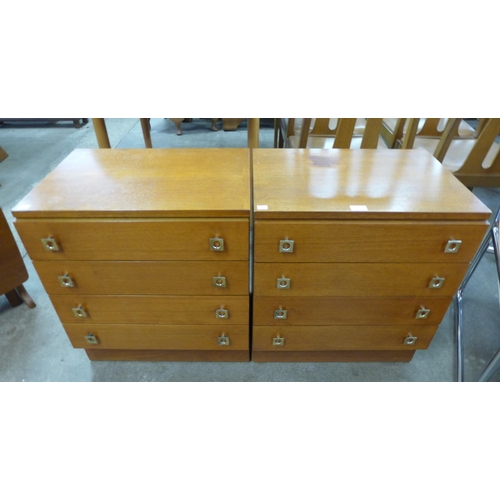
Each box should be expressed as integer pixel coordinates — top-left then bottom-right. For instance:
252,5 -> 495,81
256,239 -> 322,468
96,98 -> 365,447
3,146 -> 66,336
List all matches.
34,261 -> 249,296
254,263 -> 469,297
253,296 -> 452,326
253,325 -> 438,351
15,219 -> 249,261
65,324 -> 249,350
50,295 -> 249,325
255,220 -> 488,263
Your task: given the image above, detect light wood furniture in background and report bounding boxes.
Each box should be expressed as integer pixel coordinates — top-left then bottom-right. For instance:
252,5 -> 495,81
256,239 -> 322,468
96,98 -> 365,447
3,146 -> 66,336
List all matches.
13,149 -> 251,361
252,149 -> 490,362
0,147 -> 8,162
400,118 -> 500,187
92,118 -> 260,149
285,118 -> 385,149
0,208 -> 36,308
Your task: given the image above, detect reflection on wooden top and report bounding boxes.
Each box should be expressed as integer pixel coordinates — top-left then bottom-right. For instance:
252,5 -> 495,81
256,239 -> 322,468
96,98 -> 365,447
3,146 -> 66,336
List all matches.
13,149 -> 251,218
253,149 -> 491,220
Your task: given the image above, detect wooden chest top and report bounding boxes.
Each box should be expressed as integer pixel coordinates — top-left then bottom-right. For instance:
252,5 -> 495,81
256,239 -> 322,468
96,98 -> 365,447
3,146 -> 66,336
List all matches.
12,148 -> 251,219
253,149 -> 491,221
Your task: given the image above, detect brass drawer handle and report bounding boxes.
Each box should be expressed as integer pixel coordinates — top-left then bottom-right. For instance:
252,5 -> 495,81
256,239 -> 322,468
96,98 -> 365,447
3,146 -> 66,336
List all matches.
277,278 -> 291,289
444,240 -> 462,253
274,307 -> 288,319
218,333 -> 230,346
210,237 -> 225,251
279,239 -> 294,253
41,237 -> 61,252
72,305 -> 88,318
58,274 -> 75,288
429,277 -> 445,289
216,307 -> 229,319
84,333 -> 99,345
212,276 -> 227,288
404,334 -> 418,346
272,334 -> 285,346
416,306 -> 430,319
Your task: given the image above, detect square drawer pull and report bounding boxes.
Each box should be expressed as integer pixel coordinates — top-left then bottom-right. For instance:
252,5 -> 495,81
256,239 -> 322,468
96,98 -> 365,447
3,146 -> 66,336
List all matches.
218,333 -> 230,346
72,305 -> 88,318
404,334 -> 418,346
444,240 -> 462,253
272,334 -> 285,346
41,237 -> 60,252
210,237 -> 224,251
58,274 -> 75,288
212,276 -> 227,288
274,308 -> 288,319
279,239 -> 294,253
416,306 -> 430,319
216,308 -> 229,319
277,278 -> 291,289
84,333 -> 99,345
429,277 -> 445,289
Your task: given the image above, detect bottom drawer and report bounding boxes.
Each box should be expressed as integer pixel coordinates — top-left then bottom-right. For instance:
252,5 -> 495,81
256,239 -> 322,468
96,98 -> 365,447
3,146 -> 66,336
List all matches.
65,324 -> 249,351
252,325 -> 438,351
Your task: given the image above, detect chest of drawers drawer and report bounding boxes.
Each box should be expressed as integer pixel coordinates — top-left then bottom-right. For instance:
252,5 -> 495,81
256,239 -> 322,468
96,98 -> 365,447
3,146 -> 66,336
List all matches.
65,324 -> 249,351
254,220 -> 487,263
253,296 -> 453,326
34,260 -> 249,296
15,219 -> 249,261
254,262 -> 470,297
50,295 -> 250,325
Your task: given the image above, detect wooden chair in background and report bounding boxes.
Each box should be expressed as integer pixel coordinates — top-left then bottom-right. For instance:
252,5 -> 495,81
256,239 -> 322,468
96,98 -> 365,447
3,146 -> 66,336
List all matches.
400,118 -> 500,188
381,118 -> 480,148
285,118 -> 385,149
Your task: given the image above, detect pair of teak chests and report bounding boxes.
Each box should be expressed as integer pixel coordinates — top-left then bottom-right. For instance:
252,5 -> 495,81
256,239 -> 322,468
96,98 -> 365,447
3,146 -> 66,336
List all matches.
12,148 -> 491,363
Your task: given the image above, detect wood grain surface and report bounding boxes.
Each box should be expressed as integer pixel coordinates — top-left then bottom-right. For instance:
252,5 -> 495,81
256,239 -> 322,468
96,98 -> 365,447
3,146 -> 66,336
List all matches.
253,149 -> 491,221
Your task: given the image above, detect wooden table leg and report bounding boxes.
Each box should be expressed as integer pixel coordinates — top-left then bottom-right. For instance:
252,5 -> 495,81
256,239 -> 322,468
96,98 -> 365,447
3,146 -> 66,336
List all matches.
0,146 -> 8,162
92,119 -> 111,148
140,118 -> 153,148
248,118 -> 260,148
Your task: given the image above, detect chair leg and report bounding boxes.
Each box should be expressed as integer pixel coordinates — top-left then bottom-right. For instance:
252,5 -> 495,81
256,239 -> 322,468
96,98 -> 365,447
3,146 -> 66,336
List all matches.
15,284 -> 36,309
140,118 -> 153,148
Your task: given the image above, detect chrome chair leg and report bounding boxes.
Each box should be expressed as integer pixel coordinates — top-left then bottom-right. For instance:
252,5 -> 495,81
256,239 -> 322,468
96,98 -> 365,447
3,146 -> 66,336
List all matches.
455,205 -> 500,382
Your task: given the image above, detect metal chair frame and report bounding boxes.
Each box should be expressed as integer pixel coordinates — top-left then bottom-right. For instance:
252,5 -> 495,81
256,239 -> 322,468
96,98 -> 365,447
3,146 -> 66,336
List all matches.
455,205 -> 500,381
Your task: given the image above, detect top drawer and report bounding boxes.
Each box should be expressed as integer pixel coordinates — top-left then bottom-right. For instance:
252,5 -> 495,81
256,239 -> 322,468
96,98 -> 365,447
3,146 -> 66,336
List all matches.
254,220 -> 488,263
15,218 -> 249,261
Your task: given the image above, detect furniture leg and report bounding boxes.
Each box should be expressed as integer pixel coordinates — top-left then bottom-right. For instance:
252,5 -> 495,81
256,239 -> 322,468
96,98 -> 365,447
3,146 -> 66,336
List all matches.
140,118 -> 153,148
5,289 -> 22,307
0,146 -> 8,162
91,119 -> 111,148
170,119 -> 184,135
15,284 -> 36,308
248,118 -> 260,148
211,118 -> 219,131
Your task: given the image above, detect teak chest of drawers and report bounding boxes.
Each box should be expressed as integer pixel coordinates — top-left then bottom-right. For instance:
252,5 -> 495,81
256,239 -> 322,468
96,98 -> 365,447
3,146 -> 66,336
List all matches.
252,149 -> 491,362
13,148 -> 251,361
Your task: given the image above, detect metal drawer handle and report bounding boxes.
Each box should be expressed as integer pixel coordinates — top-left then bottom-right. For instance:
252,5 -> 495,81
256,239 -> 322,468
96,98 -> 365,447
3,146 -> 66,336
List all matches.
277,278 -> 291,289
84,333 -> 99,345
429,277 -> 445,289
41,237 -> 61,252
272,334 -> 285,346
404,334 -> 418,346
274,307 -> 288,319
58,274 -> 75,288
416,306 -> 430,319
213,276 -> 227,288
72,305 -> 88,318
210,237 -> 225,251
444,239 -> 462,253
279,239 -> 294,253
216,307 -> 229,319
218,333 -> 230,346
